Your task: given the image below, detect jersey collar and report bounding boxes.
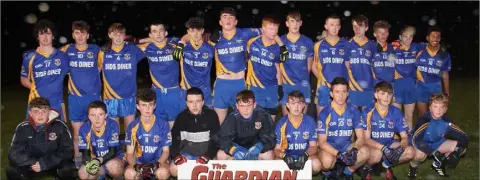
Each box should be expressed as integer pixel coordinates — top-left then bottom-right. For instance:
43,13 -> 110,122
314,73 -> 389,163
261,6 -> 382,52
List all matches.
92,121 -> 107,137
426,46 -> 439,57
286,33 -> 301,44
353,36 -> 369,46
288,114 -> 303,129
375,103 -> 389,119
140,115 -> 156,132
111,42 -> 125,53
331,102 -> 346,116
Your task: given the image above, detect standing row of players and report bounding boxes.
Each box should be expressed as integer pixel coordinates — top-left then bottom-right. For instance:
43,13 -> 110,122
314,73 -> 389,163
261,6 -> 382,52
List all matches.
9,80 -> 467,180
18,7 -> 453,178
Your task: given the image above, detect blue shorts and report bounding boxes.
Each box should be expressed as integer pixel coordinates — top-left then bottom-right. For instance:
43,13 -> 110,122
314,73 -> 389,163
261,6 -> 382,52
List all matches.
348,90 -> 374,107
68,95 -> 101,122
280,83 -> 312,105
383,139 -> 400,147
315,85 -> 331,107
393,78 -> 416,104
25,102 -> 66,122
428,139 -> 447,151
104,97 -> 136,118
213,78 -> 246,109
331,142 -> 353,153
249,85 -> 279,109
154,87 -> 186,121
416,81 -> 442,103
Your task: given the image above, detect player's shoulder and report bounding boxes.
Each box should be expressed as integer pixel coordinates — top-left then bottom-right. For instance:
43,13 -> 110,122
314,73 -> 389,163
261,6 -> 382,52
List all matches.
346,103 -> 360,113
154,115 -> 169,126
247,35 -> 261,45
88,44 -> 100,50
300,34 -> 314,44
79,121 -> 92,132
106,118 -> 119,128
388,105 -> 402,114
15,121 -> 31,132
276,115 -> 288,125
363,104 -> 376,113
303,114 -> 316,124
22,49 -> 37,60
318,104 -> 332,117
60,44 -> 72,52
127,118 -> 141,130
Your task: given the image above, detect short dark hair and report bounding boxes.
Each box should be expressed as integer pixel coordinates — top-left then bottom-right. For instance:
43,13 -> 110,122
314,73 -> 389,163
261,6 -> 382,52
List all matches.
29,97 -> 50,110
375,81 -> 393,94
186,87 -> 204,100
287,11 -> 302,21
352,15 -> 369,27
87,100 -> 107,114
220,7 -> 236,17
185,17 -> 204,30
108,23 -> 126,34
287,90 -> 305,103
400,25 -> 416,35
236,90 -> 255,103
150,20 -> 168,31
262,14 -> 280,27
373,20 -> 391,32
427,26 -> 442,36
325,14 -> 341,24
137,88 -> 156,104
72,20 -> 90,33
33,19 -> 56,39
330,77 -> 349,91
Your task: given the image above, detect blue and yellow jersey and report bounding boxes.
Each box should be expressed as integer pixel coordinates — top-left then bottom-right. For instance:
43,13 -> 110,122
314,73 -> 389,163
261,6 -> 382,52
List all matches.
20,48 -> 69,104
276,114 -> 317,156
313,38 -> 350,88
137,38 -> 179,89
60,44 -> 101,97
415,46 -> 451,83
363,104 -> 408,145
372,43 -> 396,83
316,103 -> 364,150
180,40 -> 215,90
246,36 -> 281,88
98,42 -> 146,99
279,34 -> 314,86
78,118 -> 120,158
215,28 -> 262,75
393,42 -> 422,79
347,38 -> 376,91
125,115 -> 172,164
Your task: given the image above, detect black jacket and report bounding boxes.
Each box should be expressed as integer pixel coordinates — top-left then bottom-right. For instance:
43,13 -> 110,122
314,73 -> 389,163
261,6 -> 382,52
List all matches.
170,106 -> 220,159
8,110 -> 73,170
214,107 -> 276,155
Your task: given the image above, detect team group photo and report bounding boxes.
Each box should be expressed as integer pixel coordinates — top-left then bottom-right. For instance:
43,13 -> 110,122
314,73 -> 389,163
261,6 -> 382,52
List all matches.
1,1 -> 478,180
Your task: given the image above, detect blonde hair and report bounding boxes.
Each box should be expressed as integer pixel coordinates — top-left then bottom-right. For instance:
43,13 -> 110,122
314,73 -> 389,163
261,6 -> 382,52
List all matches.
429,93 -> 449,107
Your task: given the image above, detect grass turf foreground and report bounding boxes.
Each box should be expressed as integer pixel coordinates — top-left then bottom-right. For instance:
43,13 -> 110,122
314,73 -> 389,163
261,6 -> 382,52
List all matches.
1,77 -> 478,179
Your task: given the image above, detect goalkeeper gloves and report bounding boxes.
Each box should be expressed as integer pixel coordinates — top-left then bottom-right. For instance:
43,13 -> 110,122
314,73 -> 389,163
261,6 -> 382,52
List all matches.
280,45 -> 289,62
85,158 -> 100,175
173,43 -> 185,61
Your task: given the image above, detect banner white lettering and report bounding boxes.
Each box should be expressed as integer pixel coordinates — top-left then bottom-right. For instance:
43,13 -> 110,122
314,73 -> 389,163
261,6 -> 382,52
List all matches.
178,160 -> 312,180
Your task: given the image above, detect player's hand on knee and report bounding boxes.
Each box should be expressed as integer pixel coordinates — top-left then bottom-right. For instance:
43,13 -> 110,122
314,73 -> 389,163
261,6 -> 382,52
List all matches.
85,158 -> 101,175
296,152 -> 309,170
338,148 -> 358,166
232,148 -> 248,160
196,155 -> 210,164
382,146 -> 401,165
173,154 -> 188,166
282,154 -> 297,170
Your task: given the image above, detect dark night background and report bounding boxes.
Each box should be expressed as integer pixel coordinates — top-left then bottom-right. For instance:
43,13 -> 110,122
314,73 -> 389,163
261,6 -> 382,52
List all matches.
1,1 -> 479,88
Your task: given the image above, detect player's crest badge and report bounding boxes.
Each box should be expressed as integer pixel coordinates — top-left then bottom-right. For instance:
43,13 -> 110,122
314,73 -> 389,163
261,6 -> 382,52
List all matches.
339,49 -> 345,55
303,132 -> 310,140
49,132 -> 57,140
317,121 -> 323,129
255,122 -> 262,129
269,53 -> 275,59
153,135 -> 160,143
338,120 -> 344,127
365,50 -> 371,57
388,121 -> 394,129
112,133 -> 119,141
54,59 -> 61,66
236,39 -> 243,43
87,52 -> 94,59
92,142 -> 96,146
166,49 -> 172,54
167,132 -> 172,140
202,52 -> 209,59
124,53 -> 131,60
436,60 -> 443,67
347,119 -> 353,127
300,46 -> 307,53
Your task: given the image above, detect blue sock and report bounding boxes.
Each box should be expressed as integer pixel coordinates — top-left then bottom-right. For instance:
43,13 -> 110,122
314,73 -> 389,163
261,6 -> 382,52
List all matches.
382,156 -> 392,168
343,167 -> 353,175
323,171 -> 332,177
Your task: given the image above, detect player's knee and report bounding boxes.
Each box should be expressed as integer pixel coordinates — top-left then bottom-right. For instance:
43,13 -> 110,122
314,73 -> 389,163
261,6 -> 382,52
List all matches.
310,157 -> 322,174
319,153 -> 335,170
403,146 -> 415,160
155,167 -> 170,180
216,150 -> 231,160
169,163 -> 178,177
78,166 -> 91,180
413,149 -> 427,161
358,146 -> 371,160
259,150 -> 274,160
105,159 -> 123,177
368,149 -> 382,164
124,167 -> 137,180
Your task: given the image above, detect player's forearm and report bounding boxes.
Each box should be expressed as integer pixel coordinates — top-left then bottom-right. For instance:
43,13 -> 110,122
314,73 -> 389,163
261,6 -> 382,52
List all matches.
442,71 -> 450,94
20,77 -> 31,89
277,72 -> 282,85
354,137 -> 365,148
306,146 -> 318,155
312,64 -> 319,78
319,141 -> 338,156
179,34 -> 189,44
126,153 -> 136,168
274,148 -> 284,159
159,148 -> 169,166
400,139 -> 408,149
366,138 -> 384,150
274,35 -> 284,46
307,58 -> 313,73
